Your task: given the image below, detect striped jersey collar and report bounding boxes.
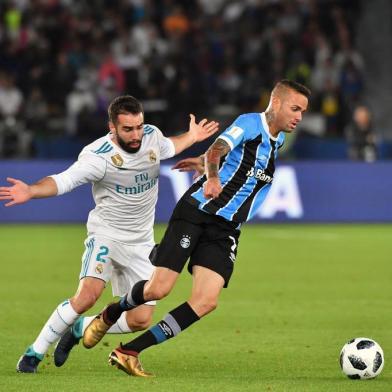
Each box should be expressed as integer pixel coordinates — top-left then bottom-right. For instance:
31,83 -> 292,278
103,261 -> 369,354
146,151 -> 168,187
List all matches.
260,112 -> 278,141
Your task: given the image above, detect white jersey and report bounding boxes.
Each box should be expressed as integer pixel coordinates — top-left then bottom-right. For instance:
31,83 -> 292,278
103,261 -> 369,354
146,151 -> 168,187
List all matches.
51,124 -> 175,245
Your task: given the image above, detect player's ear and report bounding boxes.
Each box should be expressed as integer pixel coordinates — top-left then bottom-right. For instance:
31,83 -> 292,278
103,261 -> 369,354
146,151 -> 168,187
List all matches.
271,95 -> 281,112
108,121 -> 116,132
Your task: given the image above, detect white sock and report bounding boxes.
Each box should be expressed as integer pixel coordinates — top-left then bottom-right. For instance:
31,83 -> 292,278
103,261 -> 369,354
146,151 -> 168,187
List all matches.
80,312 -> 132,335
32,300 -> 79,355
109,312 -> 133,334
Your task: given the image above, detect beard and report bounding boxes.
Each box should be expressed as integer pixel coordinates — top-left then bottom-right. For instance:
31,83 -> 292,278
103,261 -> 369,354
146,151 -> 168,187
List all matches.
117,134 -> 142,153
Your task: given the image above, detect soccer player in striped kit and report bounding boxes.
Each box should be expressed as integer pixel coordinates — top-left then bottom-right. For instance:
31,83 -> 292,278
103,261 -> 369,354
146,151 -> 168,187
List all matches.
83,80 -> 311,377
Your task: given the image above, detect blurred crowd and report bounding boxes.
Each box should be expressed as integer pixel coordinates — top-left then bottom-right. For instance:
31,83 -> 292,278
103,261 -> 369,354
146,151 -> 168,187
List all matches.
0,0 -> 374,159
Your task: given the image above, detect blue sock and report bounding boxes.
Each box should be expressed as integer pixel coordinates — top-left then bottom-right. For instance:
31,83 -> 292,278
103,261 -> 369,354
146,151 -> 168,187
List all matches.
71,317 -> 84,339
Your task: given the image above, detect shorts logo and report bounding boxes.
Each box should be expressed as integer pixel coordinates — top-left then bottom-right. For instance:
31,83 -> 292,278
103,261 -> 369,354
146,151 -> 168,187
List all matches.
95,263 -> 104,274
229,236 -> 237,263
180,235 -> 191,249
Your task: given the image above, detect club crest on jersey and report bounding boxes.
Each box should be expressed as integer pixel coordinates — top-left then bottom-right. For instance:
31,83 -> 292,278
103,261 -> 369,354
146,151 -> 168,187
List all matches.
95,263 -> 104,274
149,150 -> 157,163
111,153 -> 124,167
180,235 -> 191,249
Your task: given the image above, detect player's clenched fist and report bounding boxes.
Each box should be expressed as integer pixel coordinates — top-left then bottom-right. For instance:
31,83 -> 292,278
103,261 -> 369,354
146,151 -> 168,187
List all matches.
203,177 -> 222,199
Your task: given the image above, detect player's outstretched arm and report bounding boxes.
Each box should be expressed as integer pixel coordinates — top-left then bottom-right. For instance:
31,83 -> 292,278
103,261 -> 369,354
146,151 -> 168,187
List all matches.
169,114 -> 219,155
0,176 -> 58,207
172,155 -> 205,179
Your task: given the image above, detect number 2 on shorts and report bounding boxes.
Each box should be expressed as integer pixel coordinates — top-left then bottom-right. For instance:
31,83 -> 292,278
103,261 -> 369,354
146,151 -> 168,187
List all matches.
96,246 -> 109,262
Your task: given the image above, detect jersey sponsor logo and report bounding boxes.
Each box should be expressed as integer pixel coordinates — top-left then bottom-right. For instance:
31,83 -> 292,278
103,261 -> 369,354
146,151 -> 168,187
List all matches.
115,177 -> 158,195
149,150 -> 157,163
111,153 -> 124,167
180,235 -> 191,249
227,126 -> 244,139
246,167 -> 273,183
116,172 -> 158,194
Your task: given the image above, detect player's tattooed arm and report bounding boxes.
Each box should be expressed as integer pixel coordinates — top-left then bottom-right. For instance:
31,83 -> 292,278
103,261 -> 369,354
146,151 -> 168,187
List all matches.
205,139 -> 230,179
203,139 -> 229,199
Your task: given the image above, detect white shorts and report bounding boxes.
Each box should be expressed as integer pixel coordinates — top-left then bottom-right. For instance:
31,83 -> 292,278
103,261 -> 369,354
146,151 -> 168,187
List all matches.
79,235 -> 156,304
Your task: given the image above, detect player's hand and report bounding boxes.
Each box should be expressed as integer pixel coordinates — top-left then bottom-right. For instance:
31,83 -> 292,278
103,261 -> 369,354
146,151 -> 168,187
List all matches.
0,177 -> 33,207
188,114 -> 219,143
203,177 -> 222,199
172,156 -> 205,179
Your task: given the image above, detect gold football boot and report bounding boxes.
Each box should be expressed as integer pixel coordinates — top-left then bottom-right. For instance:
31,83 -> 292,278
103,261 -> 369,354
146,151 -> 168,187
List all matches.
108,348 -> 154,377
83,309 -> 112,349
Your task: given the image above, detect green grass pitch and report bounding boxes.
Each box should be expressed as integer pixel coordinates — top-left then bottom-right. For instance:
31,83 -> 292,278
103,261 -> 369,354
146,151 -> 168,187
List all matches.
0,224 -> 391,391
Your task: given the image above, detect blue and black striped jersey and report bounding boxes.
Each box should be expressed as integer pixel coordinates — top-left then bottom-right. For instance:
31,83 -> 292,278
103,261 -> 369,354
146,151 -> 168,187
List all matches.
184,112 -> 285,224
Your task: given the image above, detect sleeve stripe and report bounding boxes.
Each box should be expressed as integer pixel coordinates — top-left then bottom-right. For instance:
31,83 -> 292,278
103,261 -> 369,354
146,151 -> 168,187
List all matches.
144,125 -> 155,135
94,142 -> 113,154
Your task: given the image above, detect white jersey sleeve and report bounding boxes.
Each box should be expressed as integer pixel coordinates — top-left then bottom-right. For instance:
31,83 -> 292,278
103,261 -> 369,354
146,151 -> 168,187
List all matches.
50,152 -> 107,195
153,125 -> 175,159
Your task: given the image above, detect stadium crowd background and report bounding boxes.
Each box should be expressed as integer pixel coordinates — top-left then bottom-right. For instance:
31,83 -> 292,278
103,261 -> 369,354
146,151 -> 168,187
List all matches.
0,0 -> 390,160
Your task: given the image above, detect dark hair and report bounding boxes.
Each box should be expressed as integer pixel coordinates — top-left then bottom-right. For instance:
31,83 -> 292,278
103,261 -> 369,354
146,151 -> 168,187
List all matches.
108,95 -> 144,124
275,79 -> 311,99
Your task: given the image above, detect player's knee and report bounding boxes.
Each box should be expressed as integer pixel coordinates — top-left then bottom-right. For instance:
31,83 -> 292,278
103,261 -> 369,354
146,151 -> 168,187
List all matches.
194,297 -> 218,317
71,292 -> 99,313
126,314 -> 153,332
145,284 -> 171,301
203,299 -> 218,314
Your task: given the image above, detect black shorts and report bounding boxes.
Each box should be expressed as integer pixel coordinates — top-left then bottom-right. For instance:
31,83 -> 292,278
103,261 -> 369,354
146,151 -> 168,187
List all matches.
153,198 -> 241,287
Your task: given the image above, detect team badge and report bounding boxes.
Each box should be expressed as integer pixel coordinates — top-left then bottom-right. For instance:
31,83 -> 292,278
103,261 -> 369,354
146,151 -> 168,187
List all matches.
149,150 -> 157,163
111,153 -> 124,167
95,263 -> 104,274
180,235 -> 191,249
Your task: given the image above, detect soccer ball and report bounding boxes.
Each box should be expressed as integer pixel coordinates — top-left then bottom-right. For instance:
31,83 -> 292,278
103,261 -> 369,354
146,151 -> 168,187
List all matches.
339,337 -> 384,379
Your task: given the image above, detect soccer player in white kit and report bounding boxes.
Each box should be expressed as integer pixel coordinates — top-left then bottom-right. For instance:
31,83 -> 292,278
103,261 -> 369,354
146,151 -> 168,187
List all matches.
0,95 -> 218,373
